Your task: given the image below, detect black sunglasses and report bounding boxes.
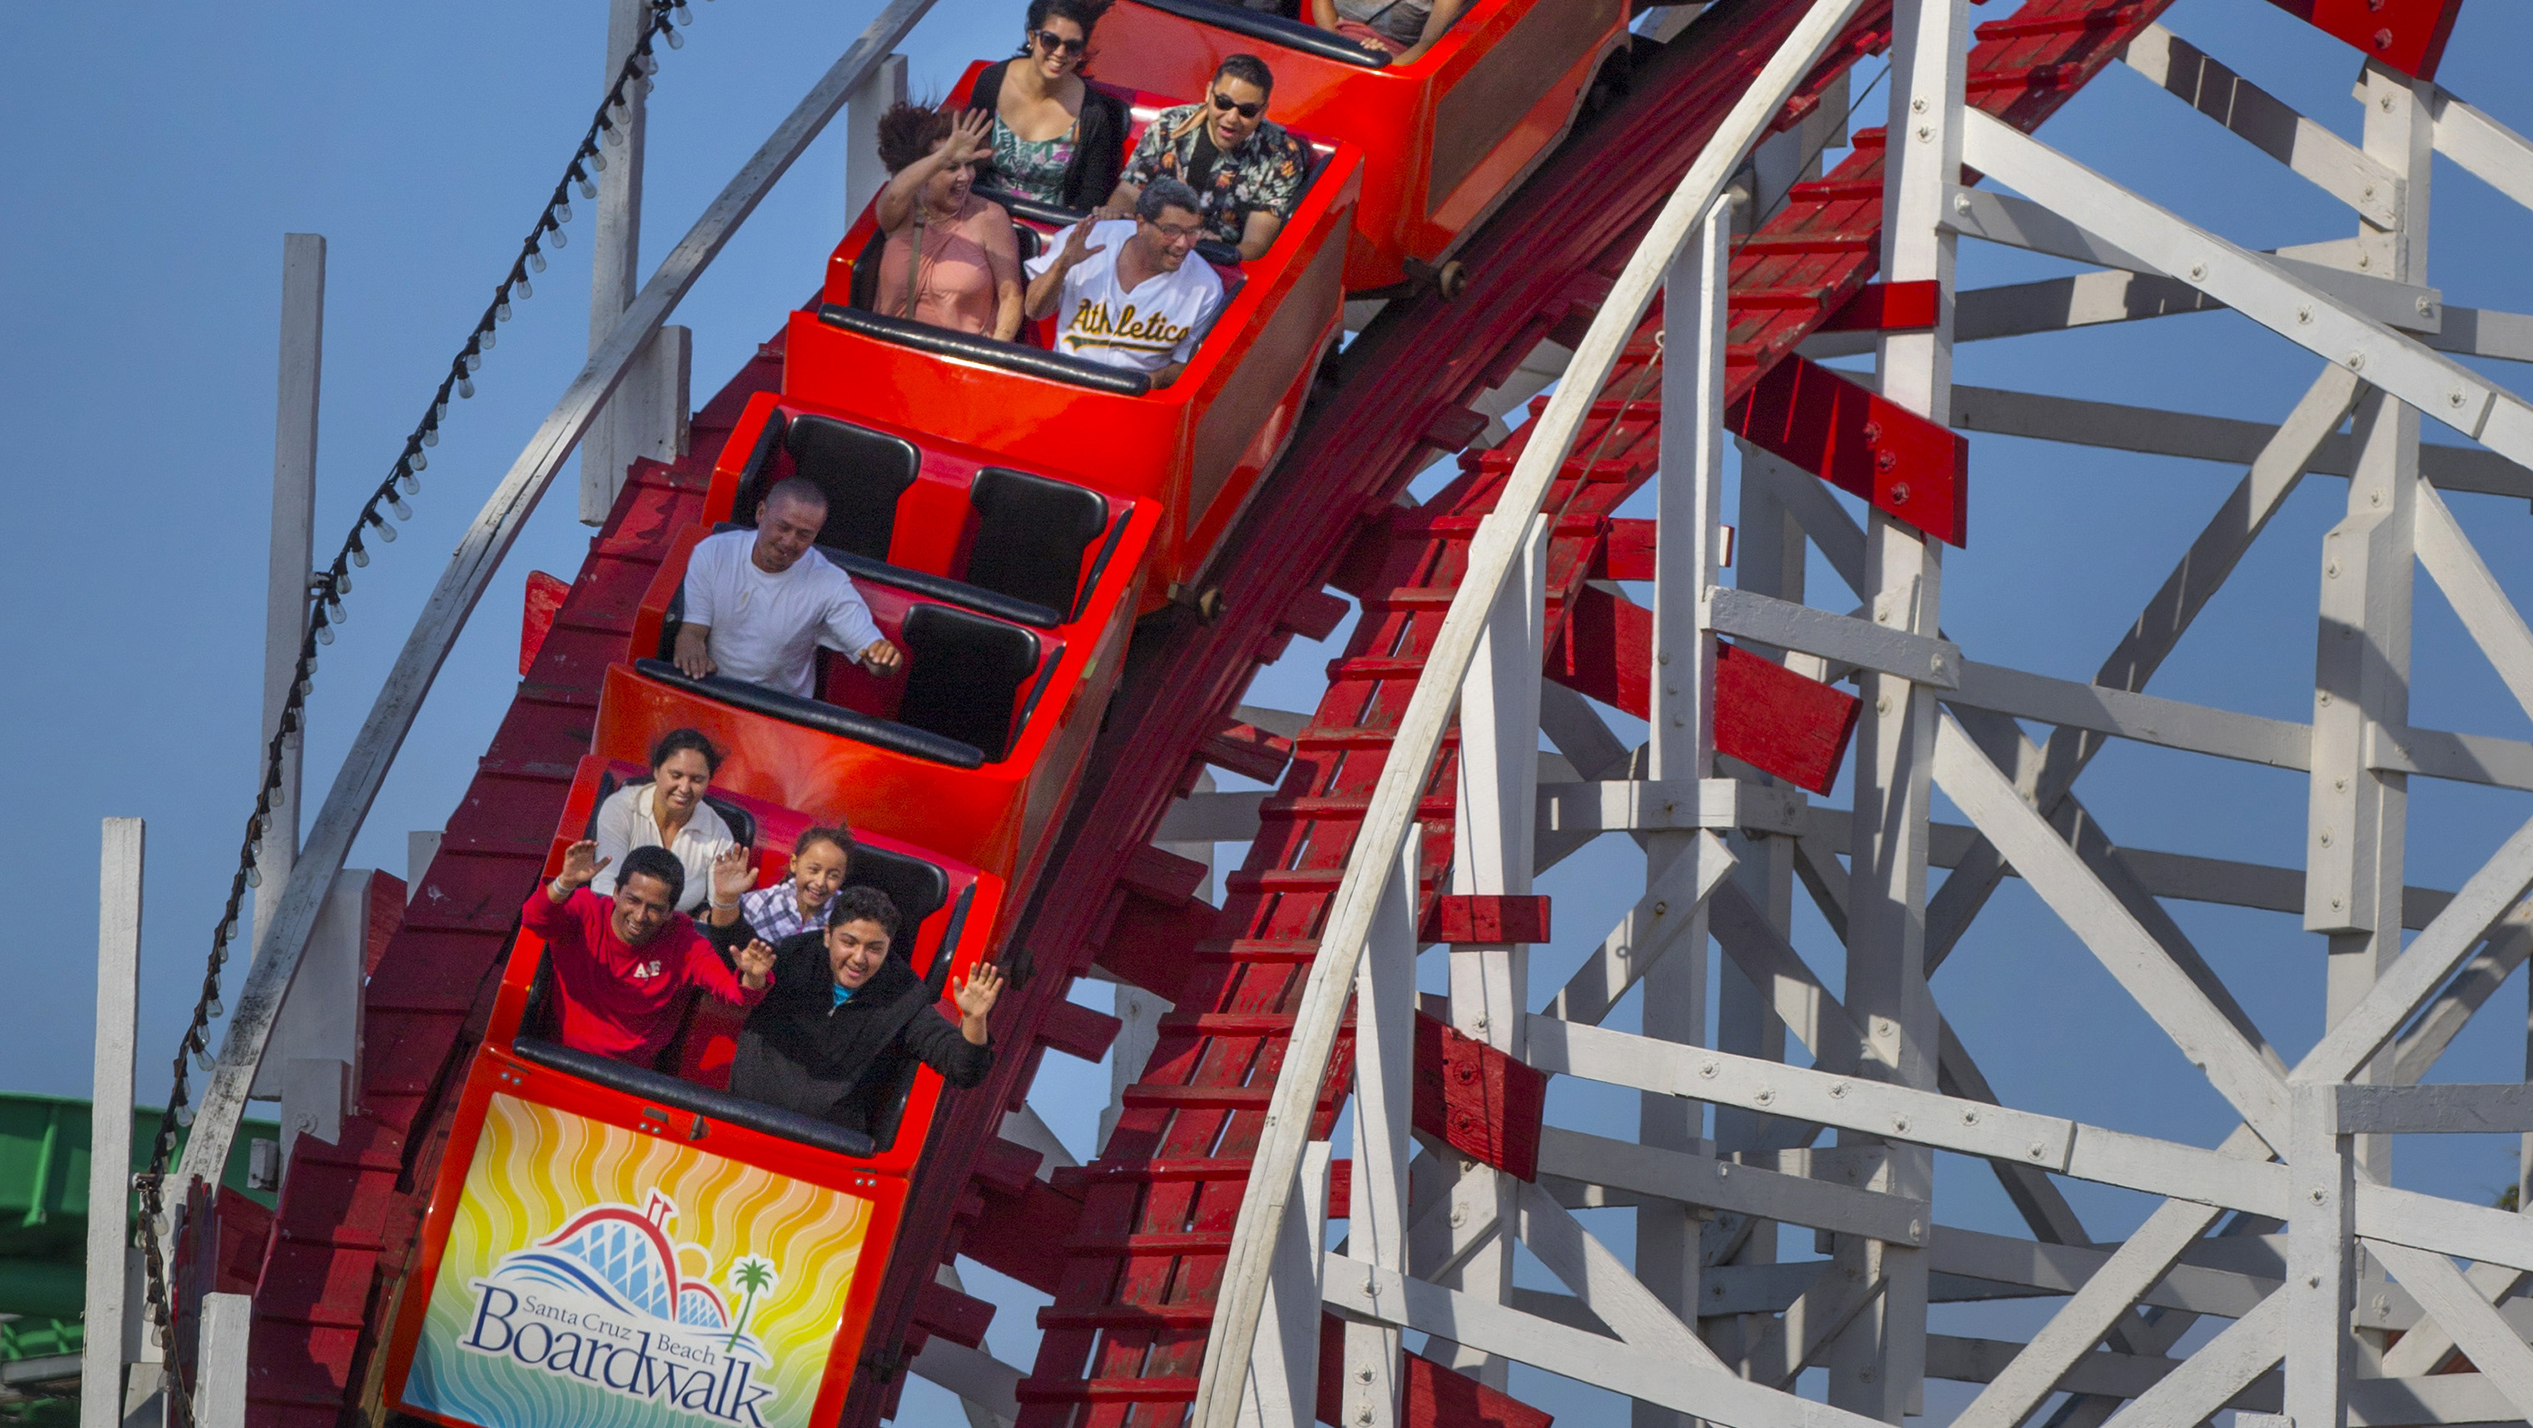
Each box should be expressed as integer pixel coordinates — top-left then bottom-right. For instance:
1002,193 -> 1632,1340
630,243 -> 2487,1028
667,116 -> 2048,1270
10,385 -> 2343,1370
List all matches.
1209,90 -> 1265,120
1033,28 -> 1088,56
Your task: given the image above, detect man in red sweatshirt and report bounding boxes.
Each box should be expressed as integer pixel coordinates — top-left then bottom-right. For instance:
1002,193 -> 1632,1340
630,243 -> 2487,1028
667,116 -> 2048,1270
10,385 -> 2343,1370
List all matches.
524,840 -> 776,1065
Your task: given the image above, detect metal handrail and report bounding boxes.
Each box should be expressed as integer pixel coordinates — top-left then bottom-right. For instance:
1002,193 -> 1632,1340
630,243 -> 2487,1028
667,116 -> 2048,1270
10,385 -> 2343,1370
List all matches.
1181,0 -> 1876,1420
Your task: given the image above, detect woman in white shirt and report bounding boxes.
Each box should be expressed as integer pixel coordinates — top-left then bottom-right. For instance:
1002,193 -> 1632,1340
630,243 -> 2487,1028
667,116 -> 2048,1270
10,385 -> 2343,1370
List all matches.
590,728 -> 744,915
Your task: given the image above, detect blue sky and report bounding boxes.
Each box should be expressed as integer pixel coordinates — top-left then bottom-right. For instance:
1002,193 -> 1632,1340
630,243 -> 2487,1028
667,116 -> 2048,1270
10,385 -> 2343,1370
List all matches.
10,0 -> 2533,1422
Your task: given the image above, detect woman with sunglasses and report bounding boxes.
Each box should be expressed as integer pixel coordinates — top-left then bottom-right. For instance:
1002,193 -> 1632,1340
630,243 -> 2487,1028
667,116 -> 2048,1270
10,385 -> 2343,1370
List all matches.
874,103 -> 1025,341
961,0 -> 1128,212
1100,54 -> 1305,263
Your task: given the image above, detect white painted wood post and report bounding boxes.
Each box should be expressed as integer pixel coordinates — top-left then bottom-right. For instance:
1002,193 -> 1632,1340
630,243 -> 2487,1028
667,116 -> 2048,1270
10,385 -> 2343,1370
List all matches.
582,0 -> 651,525
84,819 -> 143,1428
1632,198 -> 1731,1428
1244,1141 -> 1331,1428
1441,517 -> 1545,1389
1342,836 -> 1420,1428
192,1293 -> 252,1428
1830,0 -> 1964,1415
258,235 -> 321,948
846,54 -> 911,225
253,870 -> 374,1158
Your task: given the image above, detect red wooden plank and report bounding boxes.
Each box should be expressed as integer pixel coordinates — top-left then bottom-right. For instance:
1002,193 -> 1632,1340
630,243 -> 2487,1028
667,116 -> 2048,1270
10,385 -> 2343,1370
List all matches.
912,1279 -> 996,1349
961,1178 -> 1085,1295
519,569 -> 570,675
1727,352 -> 1968,545
1411,1012 -> 1546,1181
1315,1314 -> 1554,1428
1421,895 -> 1552,944
1037,996 -> 1125,1063
1816,279 -> 1941,332
2263,0 -> 2462,78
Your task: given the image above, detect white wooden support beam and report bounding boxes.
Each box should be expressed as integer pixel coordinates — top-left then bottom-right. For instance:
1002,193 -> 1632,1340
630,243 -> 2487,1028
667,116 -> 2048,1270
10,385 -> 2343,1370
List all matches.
580,0 -> 650,526
1948,383 -> 2533,499
1515,1180 -> 1723,1370
2286,1084 -> 2357,1428
2367,1238 -> 2533,1420
909,1336 -> 1021,1427
1704,586 -> 1961,688
1322,1256 -> 1895,1428
1342,838 -> 1419,1428
1930,716 -> 2293,1146
2428,84 -> 2533,213
258,234 -> 320,945
1536,1126 -> 1928,1244
2333,1082 -> 2533,1133
1244,1141 -> 1329,1428
1536,779 -> 1806,836
2099,1289 -> 2287,1428
251,868 -> 373,1154
173,0 -> 946,1214
1947,661 -> 2311,771
1155,789 -> 1269,843
2120,24 -> 2404,226
1184,5 -> 1885,1413
2414,478 -> 2533,724
84,820 -> 142,1428
1541,832 -> 1734,1026
1960,110 -> 2533,466
194,1293 -> 252,1428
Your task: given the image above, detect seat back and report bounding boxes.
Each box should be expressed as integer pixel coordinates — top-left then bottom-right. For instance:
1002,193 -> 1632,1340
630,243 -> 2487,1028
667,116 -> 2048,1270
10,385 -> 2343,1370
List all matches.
731,414 -> 919,561
894,604 -> 1041,762
965,469 -> 1109,617
840,843 -> 951,940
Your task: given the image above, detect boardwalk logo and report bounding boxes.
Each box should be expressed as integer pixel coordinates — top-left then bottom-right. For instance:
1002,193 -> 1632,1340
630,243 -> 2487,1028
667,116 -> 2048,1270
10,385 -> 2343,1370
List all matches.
458,1191 -> 781,1427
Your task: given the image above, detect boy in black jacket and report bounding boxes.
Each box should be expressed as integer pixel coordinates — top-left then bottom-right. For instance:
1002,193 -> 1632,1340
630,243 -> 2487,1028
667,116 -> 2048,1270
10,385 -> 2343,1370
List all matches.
730,886 -> 1002,1136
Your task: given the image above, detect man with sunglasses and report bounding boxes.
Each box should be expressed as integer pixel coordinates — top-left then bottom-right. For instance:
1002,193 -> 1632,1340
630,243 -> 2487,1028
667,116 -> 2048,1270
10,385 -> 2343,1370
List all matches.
1025,176 -> 1226,388
1101,54 -> 1306,262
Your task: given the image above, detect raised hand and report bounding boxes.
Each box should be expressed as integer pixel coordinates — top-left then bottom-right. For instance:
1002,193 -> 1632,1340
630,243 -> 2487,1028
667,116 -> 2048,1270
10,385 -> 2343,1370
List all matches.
1058,219 -> 1108,271
943,107 -> 994,168
953,962 -> 1005,1023
734,938 -> 776,991
557,839 -> 611,891
711,843 -> 759,905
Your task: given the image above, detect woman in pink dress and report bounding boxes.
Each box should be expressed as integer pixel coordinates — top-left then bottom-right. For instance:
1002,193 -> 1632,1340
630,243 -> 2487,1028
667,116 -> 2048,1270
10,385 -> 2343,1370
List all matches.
874,105 -> 1024,341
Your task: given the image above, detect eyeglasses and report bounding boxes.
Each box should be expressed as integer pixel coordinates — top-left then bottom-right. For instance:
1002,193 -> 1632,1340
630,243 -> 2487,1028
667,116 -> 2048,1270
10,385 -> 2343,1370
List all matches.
1209,91 -> 1265,120
1144,219 -> 1204,241
1033,29 -> 1087,56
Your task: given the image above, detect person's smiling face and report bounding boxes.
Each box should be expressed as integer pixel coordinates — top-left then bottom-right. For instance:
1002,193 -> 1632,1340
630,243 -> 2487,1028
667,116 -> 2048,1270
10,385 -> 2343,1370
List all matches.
1206,77 -> 1266,152
790,839 -> 851,915
652,747 -> 711,819
826,918 -> 893,989
750,490 -> 826,573
612,872 -> 677,948
1028,16 -> 1087,82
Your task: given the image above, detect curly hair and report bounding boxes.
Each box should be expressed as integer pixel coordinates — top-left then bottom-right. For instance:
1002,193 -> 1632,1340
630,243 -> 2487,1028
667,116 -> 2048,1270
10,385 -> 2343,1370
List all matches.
875,101 -> 956,175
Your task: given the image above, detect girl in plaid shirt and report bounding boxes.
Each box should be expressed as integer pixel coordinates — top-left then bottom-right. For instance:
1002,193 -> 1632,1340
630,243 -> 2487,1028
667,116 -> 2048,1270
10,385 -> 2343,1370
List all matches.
711,825 -> 857,945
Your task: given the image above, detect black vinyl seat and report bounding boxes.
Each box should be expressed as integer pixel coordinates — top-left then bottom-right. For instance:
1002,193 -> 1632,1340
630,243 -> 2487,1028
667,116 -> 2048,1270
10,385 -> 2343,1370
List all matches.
840,843 -> 949,937
966,468 -> 1110,618
894,604 -> 1042,762
734,412 -> 920,561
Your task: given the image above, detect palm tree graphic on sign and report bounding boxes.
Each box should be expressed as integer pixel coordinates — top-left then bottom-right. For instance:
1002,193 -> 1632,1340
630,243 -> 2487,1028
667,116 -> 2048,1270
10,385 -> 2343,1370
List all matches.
725,1256 -> 777,1350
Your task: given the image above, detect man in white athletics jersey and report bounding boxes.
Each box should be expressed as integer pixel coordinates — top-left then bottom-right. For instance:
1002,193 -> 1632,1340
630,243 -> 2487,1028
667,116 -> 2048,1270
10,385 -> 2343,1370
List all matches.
1023,176 -> 1226,388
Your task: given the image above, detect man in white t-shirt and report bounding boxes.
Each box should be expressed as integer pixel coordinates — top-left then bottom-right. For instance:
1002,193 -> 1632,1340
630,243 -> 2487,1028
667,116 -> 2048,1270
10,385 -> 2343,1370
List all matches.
672,478 -> 903,699
1023,176 -> 1226,388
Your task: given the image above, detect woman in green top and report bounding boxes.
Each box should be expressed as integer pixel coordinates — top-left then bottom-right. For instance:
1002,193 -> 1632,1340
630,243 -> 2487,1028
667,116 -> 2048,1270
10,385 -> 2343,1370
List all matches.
963,0 -> 1130,212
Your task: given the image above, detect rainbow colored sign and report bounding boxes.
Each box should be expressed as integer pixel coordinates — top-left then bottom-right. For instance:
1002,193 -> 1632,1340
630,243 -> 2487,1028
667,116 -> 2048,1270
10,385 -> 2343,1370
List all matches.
401,1095 -> 870,1428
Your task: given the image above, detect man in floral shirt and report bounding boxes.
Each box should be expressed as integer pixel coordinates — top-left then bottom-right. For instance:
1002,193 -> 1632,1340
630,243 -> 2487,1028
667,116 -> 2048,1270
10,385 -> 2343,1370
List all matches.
1102,53 -> 1308,262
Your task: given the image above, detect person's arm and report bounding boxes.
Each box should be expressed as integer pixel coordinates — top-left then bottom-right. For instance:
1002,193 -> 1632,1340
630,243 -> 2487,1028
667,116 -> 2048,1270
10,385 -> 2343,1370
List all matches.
586,796 -> 634,897
1025,221 -> 1105,321
685,931 -> 775,1008
675,542 -> 721,678
1097,124 -> 1165,219
823,571 -> 902,673
1393,0 -> 1467,66
704,843 -> 756,928
984,206 -> 1025,343
1071,92 -> 1128,211
897,963 -> 1005,1087
1235,208 -> 1284,262
876,109 -> 992,233
525,840 -> 607,936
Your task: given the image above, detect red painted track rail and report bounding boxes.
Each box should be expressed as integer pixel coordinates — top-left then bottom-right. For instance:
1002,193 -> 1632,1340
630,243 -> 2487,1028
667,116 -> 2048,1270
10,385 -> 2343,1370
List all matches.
240,0 -> 2184,1424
